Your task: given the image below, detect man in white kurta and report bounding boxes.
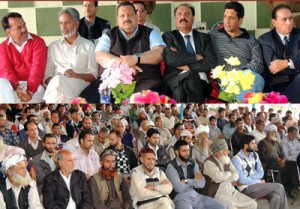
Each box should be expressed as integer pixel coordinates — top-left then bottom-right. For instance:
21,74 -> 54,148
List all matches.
203,139 -> 257,209
43,7 -> 98,103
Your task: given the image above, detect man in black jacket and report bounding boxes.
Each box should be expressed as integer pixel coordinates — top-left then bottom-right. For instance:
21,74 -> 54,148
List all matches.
163,3 -> 215,102
42,149 -> 91,209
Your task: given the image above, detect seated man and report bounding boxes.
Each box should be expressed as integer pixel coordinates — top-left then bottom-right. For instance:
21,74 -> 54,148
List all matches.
88,149 -> 132,209
259,4 -> 300,102
130,147 -> 174,209
0,12 -> 47,103
163,3 -> 215,102
232,134 -> 289,209
165,140 -> 226,209
83,1 -> 165,103
0,154 -> 42,208
78,1 -> 111,44
203,139 -> 257,209
43,7 -> 98,103
210,1 -> 265,100
42,149 -> 91,209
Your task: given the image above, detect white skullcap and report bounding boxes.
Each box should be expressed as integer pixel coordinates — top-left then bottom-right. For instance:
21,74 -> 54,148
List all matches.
145,120 -> 155,127
1,154 -> 27,175
271,116 -> 282,124
136,108 -> 146,116
120,118 -> 129,126
195,125 -> 210,136
180,130 -> 192,137
264,123 -> 277,133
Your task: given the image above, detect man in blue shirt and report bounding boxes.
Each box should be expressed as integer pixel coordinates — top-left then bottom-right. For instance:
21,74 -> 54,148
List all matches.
232,134 -> 289,209
165,140 -> 226,209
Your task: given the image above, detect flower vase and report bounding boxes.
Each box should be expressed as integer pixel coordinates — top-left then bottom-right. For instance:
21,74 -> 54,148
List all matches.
100,88 -> 111,103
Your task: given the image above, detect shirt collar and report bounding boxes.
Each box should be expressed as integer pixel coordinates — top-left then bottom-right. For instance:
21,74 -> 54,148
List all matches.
7,33 -> 33,46
5,177 -> 25,190
179,30 -> 193,39
277,32 -> 289,43
118,26 -> 139,41
59,34 -> 80,45
175,157 -> 191,167
28,137 -> 41,144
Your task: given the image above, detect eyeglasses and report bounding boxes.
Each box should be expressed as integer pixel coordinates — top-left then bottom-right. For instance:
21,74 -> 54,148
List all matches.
135,9 -> 145,13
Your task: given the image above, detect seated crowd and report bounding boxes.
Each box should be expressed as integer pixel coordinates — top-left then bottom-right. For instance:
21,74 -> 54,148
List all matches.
1,1 -> 300,103
0,103 -> 300,209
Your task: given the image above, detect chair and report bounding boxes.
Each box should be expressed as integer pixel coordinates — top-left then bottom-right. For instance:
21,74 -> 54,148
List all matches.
267,169 -> 279,183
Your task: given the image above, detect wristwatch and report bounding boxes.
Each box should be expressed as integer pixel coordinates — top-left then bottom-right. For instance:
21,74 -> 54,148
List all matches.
134,53 -> 141,65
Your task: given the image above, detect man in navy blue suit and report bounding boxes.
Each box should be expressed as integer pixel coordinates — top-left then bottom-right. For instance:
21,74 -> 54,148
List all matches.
259,4 -> 300,103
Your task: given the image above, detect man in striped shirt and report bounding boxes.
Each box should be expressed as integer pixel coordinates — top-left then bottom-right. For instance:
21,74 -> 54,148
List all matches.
210,1 -> 265,101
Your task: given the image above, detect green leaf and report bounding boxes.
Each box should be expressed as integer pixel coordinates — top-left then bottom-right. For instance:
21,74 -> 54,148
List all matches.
123,82 -> 136,98
218,91 -> 230,102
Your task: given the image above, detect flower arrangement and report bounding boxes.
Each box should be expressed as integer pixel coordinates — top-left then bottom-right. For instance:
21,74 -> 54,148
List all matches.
211,56 -> 256,102
123,90 -> 176,104
243,91 -> 288,103
98,60 -> 136,104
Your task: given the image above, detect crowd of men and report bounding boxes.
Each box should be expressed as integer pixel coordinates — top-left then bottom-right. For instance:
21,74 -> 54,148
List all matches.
0,103 -> 299,208
1,1 -> 300,103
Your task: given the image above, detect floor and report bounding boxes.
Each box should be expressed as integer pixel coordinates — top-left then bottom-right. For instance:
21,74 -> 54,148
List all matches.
257,195 -> 300,209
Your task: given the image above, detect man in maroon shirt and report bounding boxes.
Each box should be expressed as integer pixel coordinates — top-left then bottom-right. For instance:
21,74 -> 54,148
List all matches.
0,12 -> 47,103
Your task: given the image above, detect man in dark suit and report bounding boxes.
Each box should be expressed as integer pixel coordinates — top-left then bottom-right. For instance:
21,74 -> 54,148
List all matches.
259,4 -> 300,102
42,149 -> 91,209
162,3 -> 215,103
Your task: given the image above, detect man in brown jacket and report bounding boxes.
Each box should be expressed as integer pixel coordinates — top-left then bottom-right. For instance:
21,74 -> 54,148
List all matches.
88,149 -> 132,209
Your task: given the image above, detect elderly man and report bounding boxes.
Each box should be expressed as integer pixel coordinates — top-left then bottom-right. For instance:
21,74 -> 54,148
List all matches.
203,139 -> 257,209
43,7 -> 98,103
232,134 -> 289,209
78,1 -> 111,44
42,149 -> 91,209
0,154 -> 42,209
88,149 -> 132,209
259,4 -> 300,102
130,147 -> 174,209
85,1 -> 165,103
193,125 -> 211,169
210,1 -> 265,100
166,140 -> 226,209
0,12 -> 47,103
163,3 -> 215,103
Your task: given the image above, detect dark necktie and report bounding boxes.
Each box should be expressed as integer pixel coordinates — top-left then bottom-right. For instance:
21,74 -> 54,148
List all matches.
284,36 -> 290,59
184,35 -> 195,55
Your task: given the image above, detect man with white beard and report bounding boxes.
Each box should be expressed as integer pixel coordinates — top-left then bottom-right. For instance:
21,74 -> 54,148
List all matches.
43,7 -> 98,103
0,154 -> 43,208
203,139 -> 257,209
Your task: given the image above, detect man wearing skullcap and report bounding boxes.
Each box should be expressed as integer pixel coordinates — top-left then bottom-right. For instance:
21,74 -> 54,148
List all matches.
258,123 -> 296,197
203,139 -> 257,209
0,154 -> 43,209
88,149 -> 132,209
193,125 -> 212,168
232,134 -> 289,209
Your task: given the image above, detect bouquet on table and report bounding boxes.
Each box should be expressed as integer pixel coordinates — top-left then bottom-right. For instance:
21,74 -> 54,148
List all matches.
98,60 -> 136,104
211,56 -> 256,102
123,90 -> 177,104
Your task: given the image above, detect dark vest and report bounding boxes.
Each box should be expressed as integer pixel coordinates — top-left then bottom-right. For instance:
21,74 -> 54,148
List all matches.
202,155 -> 230,198
0,178 -> 30,209
78,16 -> 109,41
107,25 -> 162,90
169,158 -> 195,199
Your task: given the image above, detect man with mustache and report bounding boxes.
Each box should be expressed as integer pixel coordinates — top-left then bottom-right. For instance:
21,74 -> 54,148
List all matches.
259,4 -> 300,102
88,149 -> 132,209
203,139 -> 257,209
130,147 -> 174,209
166,140 -> 226,209
83,1 -> 165,103
0,154 -> 43,208
232,134 -> 289,209
0,12 -> 47,103
162,3 -> 215,103
42,149 -> 91,209
43,7 -> 98,103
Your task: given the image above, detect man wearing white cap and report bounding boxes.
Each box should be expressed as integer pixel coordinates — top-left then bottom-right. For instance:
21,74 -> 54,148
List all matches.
0,154 -> 43,209
203,139 -> 257,209
193,125 -> 211,168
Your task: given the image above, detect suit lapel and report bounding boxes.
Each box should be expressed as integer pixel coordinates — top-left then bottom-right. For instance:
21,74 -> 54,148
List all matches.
174,30 -> 188,52
192,30 -> 201,54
